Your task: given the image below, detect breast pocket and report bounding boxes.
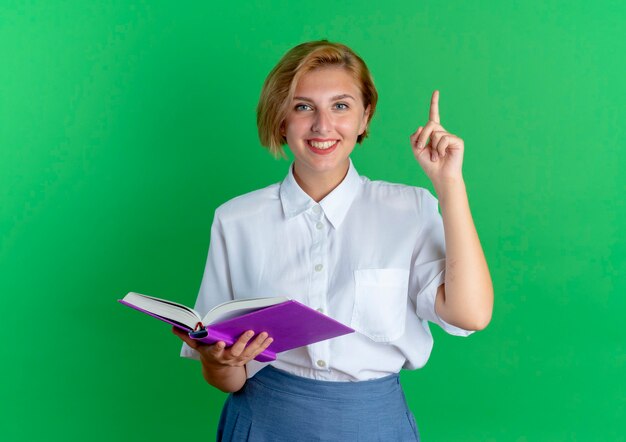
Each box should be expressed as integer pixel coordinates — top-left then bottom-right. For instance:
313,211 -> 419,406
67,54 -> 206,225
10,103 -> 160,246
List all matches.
351,268 -> 410,342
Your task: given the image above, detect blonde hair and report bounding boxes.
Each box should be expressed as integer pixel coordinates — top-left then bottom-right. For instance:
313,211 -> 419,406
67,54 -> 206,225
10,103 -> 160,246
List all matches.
257,40 -> 378,158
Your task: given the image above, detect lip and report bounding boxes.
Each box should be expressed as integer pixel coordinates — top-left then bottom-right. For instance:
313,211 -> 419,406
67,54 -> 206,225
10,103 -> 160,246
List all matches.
306,139 -> 339,155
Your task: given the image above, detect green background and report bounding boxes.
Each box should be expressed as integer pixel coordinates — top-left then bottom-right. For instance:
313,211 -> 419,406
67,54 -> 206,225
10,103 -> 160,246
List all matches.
1,1 -> 624,440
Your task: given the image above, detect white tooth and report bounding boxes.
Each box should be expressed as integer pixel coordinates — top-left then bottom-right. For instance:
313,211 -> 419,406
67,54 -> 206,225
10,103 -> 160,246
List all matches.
310,141 -> 336,149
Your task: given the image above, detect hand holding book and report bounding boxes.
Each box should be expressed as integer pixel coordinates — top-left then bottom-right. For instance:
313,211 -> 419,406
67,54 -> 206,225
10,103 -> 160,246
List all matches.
172,326 -> 274,368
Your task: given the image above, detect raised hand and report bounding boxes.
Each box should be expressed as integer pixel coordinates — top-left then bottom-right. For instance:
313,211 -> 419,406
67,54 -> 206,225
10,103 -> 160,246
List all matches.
409,90 -> 465,186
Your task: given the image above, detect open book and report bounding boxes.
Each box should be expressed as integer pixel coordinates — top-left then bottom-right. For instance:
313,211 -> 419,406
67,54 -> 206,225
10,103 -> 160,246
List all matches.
119,292 -> 354,362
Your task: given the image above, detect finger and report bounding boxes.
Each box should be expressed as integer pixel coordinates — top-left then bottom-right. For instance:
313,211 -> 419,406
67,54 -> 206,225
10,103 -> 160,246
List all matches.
416,121 -> 437,150
240,332 -> 271,359
410,127 -> 423,149
430,130 -> 447,157
436,135 -> 450,158
409,127 -> 420,145
211,341 -> 226,356
429,90 -> 440,124
428,131 -> 440,162
243,335 -> 274,362
229,330 -> 255,357
252,335 -> 274,357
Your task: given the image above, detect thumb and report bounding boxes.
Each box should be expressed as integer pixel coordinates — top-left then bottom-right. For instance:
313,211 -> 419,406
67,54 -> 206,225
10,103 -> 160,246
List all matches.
411,127 -> 424,151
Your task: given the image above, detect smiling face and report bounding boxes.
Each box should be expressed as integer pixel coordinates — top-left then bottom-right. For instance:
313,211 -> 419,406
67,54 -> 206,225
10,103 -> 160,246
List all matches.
282,66 -> 370,193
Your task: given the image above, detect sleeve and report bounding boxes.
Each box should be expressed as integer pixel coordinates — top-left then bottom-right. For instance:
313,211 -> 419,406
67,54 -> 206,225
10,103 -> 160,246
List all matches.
410,188 -> 475,337
180,209 -> 234,360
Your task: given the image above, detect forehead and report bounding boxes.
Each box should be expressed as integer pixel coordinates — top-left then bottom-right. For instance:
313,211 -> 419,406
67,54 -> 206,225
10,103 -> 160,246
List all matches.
294,66 -> 362,98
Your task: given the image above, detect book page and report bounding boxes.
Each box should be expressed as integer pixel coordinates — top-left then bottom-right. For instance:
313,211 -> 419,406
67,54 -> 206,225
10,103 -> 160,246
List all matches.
122,292 -> 201,329
202,296 -> 289,325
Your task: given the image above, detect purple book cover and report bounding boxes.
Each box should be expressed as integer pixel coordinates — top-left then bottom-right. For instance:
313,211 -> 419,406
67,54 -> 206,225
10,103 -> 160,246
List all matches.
119,299 -> 354,362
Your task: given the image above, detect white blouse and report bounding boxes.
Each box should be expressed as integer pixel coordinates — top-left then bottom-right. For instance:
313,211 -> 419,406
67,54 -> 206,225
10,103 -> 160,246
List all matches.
181,158 -> 474,381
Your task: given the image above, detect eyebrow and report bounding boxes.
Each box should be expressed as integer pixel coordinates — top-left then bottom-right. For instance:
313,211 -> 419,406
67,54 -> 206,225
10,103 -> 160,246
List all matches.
293,94 -> 356,102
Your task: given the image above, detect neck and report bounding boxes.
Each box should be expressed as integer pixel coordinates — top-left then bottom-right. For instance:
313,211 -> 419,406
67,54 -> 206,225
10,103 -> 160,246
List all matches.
292,162 -> 349,203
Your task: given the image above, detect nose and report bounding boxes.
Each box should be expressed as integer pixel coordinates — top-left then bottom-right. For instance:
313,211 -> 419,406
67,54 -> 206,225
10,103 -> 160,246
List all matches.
311,108 -> 331,134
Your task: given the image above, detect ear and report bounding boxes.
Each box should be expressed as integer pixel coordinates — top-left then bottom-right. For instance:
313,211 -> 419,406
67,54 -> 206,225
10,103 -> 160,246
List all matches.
358,105 -> 371,135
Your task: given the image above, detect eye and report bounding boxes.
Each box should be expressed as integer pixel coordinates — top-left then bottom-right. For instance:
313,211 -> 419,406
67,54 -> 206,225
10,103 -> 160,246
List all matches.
295,103 -> 312,111
334,102 -> 349,110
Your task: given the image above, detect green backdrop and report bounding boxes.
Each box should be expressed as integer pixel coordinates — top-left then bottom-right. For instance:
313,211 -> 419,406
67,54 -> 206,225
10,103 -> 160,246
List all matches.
1,1 -> 624,441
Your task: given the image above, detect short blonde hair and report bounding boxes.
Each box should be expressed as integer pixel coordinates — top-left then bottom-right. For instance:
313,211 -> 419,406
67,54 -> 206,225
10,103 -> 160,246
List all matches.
257,40 -> 378,158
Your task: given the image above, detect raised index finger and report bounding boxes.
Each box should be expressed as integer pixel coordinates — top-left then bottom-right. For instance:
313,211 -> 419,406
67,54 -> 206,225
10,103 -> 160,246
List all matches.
429,90 -> 440,124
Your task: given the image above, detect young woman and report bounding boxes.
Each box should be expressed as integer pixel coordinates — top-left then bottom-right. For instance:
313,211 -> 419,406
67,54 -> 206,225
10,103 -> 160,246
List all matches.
173,40 -> 493,441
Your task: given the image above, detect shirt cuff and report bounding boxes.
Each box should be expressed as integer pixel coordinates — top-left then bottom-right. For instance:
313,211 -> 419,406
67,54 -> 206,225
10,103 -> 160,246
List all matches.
415,269 -> 475,337
180,342 -> 201,360
180,342 -> 271,379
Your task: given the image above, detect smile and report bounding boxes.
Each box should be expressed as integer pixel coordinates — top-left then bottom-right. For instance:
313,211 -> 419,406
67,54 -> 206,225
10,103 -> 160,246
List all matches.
307,140 -> 339,155
308,140 -> 337,149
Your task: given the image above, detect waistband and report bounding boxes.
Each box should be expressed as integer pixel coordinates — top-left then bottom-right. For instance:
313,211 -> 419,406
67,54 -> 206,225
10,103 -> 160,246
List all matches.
250,365 -> 401,401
